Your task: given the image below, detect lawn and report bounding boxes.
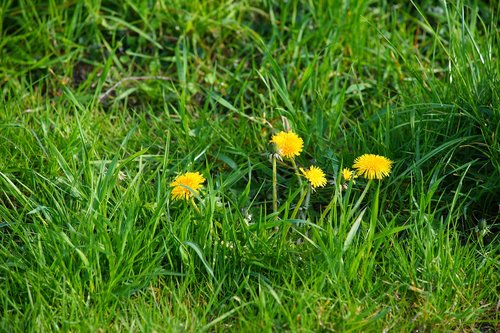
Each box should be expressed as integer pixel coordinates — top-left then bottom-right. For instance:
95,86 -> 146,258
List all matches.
1,0 -> 499,331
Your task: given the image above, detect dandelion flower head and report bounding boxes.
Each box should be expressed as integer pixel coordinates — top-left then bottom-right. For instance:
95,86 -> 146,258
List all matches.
341,168 -> 357,183
270,131 -> 304,159
353,154 -> 393,180
300,166 -> 327,189
170,172 -> 206,200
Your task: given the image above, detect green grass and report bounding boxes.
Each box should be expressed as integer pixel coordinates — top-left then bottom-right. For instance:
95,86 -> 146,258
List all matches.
1,0 -> 499,331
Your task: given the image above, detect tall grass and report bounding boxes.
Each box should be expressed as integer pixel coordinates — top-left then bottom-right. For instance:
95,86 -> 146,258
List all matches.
1,0 -> 498,331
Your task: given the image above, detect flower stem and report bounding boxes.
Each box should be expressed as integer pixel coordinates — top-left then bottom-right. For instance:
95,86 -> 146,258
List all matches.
190,198 -> 201,214
304,185 -> 311,211
272,154 -> 278,217
290,158 -> 304,200
291,184 -> 309,219
346,179 -> 372,221
367,181 -> 381,244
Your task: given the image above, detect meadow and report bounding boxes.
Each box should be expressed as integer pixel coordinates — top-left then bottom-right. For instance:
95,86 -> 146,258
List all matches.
0,0 -> 499,331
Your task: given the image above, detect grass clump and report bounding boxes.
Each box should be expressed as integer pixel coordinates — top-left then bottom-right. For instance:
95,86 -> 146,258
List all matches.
1,0 -> 499,331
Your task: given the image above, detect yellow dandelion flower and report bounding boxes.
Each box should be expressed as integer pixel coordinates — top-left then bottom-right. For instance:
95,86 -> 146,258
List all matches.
170,172 -> 206,200
300,166 -> 327,189
270,131 -> 304,159
341,168 -> 357,183
353,154 -> 393,180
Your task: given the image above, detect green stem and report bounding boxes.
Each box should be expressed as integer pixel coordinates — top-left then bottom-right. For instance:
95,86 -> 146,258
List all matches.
291,184 -> 309,219
320,187 -> 341,222
290,158 -> 303,189
304,185 -> 311,211
190,198 -> 201,214
272,155 -> 278,217
367,180 -> 380,245
346,179 -> 372,222
359,180 -> 380,288
290,158 -> 304,201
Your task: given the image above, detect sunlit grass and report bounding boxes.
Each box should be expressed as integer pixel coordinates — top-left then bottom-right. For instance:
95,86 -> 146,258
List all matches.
0,0 -> 498,331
